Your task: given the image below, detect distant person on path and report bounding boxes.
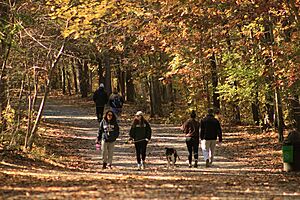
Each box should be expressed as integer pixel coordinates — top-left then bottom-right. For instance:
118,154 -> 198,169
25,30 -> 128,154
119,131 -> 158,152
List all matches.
183,110 -> 200,168
96,110 -> 120,169
129,111 -> 152,170
200,108 -> 222,167
109,88 -> 124,120
93,83 -> 108,122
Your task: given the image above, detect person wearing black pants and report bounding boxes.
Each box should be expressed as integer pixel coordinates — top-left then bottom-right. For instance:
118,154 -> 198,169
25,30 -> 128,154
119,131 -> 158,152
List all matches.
186,138 -> 199,167
93,83 -> 108,122
183,110 -> 200,168
134,140 -> 148,166
129,111 -> 152,170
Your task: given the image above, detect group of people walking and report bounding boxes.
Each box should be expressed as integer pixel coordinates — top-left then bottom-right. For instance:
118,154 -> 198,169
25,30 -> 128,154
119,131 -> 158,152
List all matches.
93,84 -> 151,170
93,84 -> 223,170
96,109 -> 151,170
183,109 -> 222,168
92,83 -> 124,122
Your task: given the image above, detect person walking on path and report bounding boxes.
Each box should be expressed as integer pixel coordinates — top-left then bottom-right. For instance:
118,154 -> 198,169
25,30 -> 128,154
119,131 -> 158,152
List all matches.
129,111 -> 152,170
93,83 -> 109,122
183,110 -> 200,168
109,88 -> 124,120
96,110 -> 120,169
200,108 -> 223,167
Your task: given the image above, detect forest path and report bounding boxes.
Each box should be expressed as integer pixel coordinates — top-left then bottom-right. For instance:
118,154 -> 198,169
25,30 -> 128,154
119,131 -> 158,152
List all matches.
0,95 -> 299,199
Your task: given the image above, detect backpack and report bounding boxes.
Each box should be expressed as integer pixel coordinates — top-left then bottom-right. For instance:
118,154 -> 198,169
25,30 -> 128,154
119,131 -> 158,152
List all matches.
112,96 -> 122,108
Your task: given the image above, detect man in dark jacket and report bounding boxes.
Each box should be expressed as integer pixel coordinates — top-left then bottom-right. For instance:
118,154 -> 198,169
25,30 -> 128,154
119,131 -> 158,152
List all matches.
109,88 -> 124,119
183,110 -> 200,168
93,83 -> 108,122
200,108 -> 222,167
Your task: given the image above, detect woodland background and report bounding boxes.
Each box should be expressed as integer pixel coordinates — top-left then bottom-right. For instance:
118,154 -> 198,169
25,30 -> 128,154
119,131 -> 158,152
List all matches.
1,0 -> 300,151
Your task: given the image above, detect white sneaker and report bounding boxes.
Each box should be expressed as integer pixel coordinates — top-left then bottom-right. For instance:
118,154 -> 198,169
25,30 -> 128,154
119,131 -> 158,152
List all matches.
141,161 -> 146,169
137,164 -> 141,170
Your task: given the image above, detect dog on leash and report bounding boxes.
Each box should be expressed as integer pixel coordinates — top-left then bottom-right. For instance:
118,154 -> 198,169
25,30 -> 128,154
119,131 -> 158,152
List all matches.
165,147 -> 179,168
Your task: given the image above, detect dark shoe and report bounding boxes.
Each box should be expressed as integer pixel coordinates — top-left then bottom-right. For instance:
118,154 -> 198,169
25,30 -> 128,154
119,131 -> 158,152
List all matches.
107,164 -> 112,169
102,163 -> 107,169
188,164 -> 192,168
205,159 -> 209,167
194,160 -> 198,168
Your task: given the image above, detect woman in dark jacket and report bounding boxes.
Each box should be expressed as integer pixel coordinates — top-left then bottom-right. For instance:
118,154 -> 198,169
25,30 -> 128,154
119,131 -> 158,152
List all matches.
183,110 -> 200,168
129,111 -> 152,170
96,110 -> 119,169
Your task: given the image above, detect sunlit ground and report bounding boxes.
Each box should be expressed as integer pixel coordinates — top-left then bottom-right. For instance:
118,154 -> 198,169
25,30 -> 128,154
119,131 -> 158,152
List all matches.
1,99 -> 299,199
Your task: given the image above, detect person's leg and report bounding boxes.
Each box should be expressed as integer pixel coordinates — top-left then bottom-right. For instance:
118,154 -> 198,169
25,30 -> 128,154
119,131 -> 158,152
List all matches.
135,143 -> 142,164
140,141 -> 148,169
193,140 -> 199,167
186,140 -> 193,167
201,140 -> 210,167
96,107 -> 100,122
101,140 -> 108,169
209,140 -> 217,164
107,141 -> 116,167
99,106 -> 104,121
96,106 -> 104,122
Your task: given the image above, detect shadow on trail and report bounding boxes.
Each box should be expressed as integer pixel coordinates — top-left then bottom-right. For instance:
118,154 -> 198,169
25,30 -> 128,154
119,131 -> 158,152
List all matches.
1,97 -> 299,199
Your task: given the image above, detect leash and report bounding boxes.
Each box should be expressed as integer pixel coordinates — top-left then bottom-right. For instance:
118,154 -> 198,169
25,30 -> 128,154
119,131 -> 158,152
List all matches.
128,138 -> 149,143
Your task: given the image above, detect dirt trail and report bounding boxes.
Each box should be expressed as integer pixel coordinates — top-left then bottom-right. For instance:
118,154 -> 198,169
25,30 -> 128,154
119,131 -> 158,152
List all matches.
1,96 -> 300,199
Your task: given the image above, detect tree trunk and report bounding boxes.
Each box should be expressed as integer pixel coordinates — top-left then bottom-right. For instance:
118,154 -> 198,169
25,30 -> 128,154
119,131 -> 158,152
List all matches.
289,95 -> 300,132
25,43 -> 65,150
72,60 -> 78,94
9,74 -> 25,147
275,86 -> 284,142
149,76 -> 163,117
251,92 -> 260,126
103,56 -> 112,95
166,81 -> 174,104
61,65 -> 66,94
233,81 -> 241,125
67,70 -> 72,95
117,63 -> 126,97
126,70 -> 135,102
78,60 -> 89,98
210,52 -> 220,111
97,58 -> 105,87
0,1 -> 11,132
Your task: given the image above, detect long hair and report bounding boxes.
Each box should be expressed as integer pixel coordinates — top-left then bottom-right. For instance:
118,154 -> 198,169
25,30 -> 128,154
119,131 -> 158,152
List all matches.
132,116 -> 146,127
103,110 -> 117,122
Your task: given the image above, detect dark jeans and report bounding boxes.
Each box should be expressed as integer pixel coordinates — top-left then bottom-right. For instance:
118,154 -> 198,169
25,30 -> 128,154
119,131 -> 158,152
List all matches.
134,140 -> 148,164
186,138 -> 199,164
96,106 -> 105,122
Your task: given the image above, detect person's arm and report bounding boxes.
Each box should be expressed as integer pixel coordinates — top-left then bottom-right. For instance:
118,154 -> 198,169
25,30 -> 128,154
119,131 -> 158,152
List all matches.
93,91 -> 97,102
183,121 -> 188,134
103,93 -> 108,105
217,120 -> 222,143
129,125 -> 135,140
200,120 -> 204,140
114,122 -> 120,138
146,122 -> 152,140
97,121 -> 104,143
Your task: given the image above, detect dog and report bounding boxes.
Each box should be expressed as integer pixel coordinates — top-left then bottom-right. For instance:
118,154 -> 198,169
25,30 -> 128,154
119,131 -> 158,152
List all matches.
165,147 -> 179,168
